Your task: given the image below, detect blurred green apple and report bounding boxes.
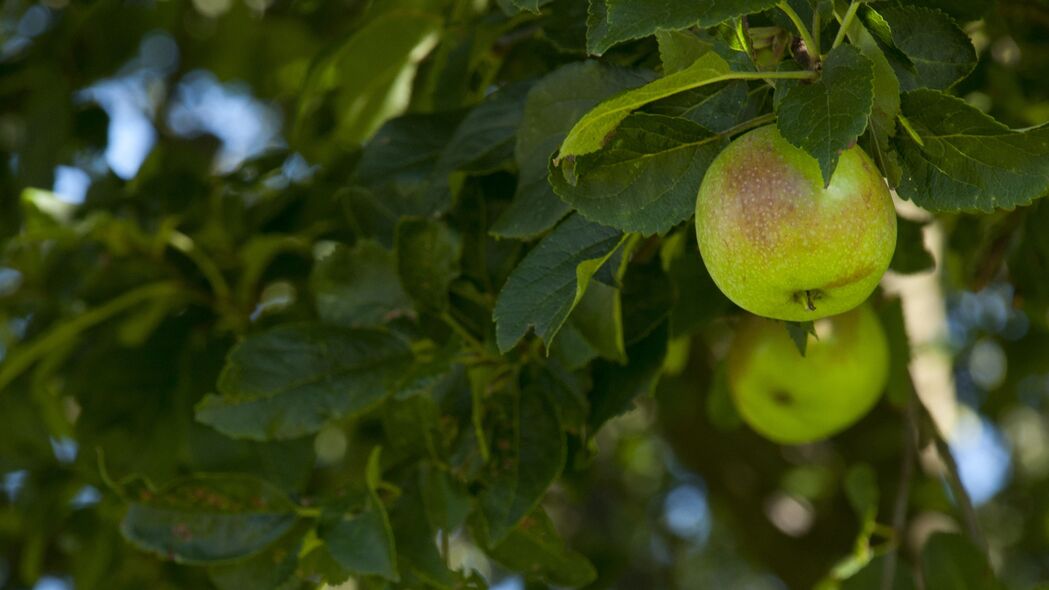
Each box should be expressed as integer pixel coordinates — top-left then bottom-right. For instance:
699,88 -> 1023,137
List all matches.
695,125 -> 896,321
727,304 -> 889,444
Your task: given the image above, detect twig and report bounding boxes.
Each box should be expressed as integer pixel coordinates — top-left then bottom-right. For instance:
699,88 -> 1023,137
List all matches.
833,1 -> 861,49
913,392 -> 989,555
734,69 -> 818,81
441,311 -> 495,362
723,112 -> 777,138
0,282 -> 180,393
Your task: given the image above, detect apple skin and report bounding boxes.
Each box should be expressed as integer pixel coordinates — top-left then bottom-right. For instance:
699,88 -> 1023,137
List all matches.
695,125 -> 896,321
727,304 -> 890,444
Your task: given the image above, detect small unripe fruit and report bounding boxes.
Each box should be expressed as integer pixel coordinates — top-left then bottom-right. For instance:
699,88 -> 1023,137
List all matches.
695,125 -> 896,321
728,305 -> 890,444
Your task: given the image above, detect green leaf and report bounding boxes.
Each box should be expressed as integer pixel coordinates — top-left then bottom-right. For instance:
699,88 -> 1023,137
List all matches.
876,5 -> 977,91
207,527 -> 305,590
478,508 -> 596,588
531,362 -> 592,433
557,51 -> 732,164
840,554 -> 917,590
311,241 -> 413,327
566,279 -> 627,363
785,321 -> 815,357
297,544 -> 352,587
844,3 -> 902,184
900,0 -> 994,22
586,0 -> 778,56
320,508 -> 399,581
294,11 -> 443,151
321,448 -> 399,581
1009,202 -> 1049,315
660,229 -> 731,337
647,81 -> 767,133
120,475 -> 298,564
621,258 -> 674,345
843,464 -> 879,520
890,217 -> 935,274
551,113 -> 724,235
432,81 -> 532,181
588,321 -> 668,430
395,218 -> 462,313
339,187 -> 400,248
195,324 -> 413,440
388,470 -> 463,587
353,111 -> 466,219
494,213 -> 624,353
656,29 -> 712,74
492,61 -> 652,239
775,44 -> 875,185
507,0 -> 554,14
585,0 -> 615,55
419,464 -> 471,534
550,321 -> 603,370
187,429 -> 316,494
382,391 -> 442,459
921,533 -> 1005,590
879,298 -> 916,408
894,90 -> 1049,212
479,386 -> 565,543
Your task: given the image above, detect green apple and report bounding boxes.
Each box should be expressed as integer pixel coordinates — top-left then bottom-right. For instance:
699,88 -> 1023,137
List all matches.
695,125 -> 896,321
727,304 -> 890,444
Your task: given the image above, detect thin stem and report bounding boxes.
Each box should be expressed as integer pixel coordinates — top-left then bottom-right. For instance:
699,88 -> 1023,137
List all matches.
0,282 -> 180,393
472,377 -> 491,463
441,311 -> 491,359
734,69 -> 818,81
932,419 -> 988,553
295,506 -> 322,518
739,16 -> 760,69
778,1 -> 820,61
811,9 -> 822,56
721,112 -> 777,139
167,230 -> 231,303
833,0 -> 861,49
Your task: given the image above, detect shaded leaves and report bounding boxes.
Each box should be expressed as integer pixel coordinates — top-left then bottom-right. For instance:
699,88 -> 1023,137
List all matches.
479,386 -> 565,543
492,62 -> 652,239
120,475 -> 298,564
550,113 -> 724,235
476,508 -> 597,588
494,214 -> 624,353
195,324 -> 413,440
776,44 -> 875,185
895,90 -> 1049,212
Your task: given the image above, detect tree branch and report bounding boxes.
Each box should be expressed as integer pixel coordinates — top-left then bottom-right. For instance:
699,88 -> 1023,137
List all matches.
882,398 -> 918,590
912,390 -> 989,556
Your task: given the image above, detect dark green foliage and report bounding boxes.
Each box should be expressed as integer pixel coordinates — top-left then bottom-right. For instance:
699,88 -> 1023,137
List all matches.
1,1 -> 1047,589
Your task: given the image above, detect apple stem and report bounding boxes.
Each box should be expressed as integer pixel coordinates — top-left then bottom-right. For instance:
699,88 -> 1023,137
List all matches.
805,290 -> 816,311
